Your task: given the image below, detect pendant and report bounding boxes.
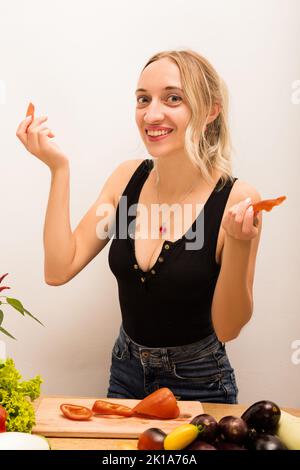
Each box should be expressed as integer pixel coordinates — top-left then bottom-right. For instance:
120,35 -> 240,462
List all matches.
159,223 -> 167,234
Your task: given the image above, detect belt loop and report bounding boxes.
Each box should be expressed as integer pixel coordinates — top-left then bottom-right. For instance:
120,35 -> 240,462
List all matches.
161,348 -> 172,371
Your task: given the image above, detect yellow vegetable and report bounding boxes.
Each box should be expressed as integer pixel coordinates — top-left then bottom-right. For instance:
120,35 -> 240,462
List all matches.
164,424 -> 199,450
276,410 -> 300,450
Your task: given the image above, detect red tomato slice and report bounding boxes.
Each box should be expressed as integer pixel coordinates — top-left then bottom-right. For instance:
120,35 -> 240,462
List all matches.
132,387 -> 180,419
26,102 -> 35,119
92,400 -> 134,417
60,403 -> 93,421
252,195 -> 286,213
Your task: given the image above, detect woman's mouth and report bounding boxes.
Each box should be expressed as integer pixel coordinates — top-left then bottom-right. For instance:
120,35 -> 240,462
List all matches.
145,129 -> 174,142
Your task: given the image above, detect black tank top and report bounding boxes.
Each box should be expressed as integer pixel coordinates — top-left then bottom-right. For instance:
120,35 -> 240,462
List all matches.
108,159 -> 238,347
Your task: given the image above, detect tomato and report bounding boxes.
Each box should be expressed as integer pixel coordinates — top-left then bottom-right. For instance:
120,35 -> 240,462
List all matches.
92,400 -> 134,417
132,387 -> 180,420
138,428 -> 166,450
60,403 -> 93,421
0,405 -> 7,432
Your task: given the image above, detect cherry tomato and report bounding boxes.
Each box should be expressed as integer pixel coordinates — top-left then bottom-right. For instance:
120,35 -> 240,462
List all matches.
0,405 -> 7,432
138,428 -> 166,450
92,400 -> 133,417
132,388 -> 180,419
60,403 -> 93,421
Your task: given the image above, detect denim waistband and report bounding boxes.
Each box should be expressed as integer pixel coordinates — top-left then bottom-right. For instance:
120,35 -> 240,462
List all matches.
118,323 -> 222,363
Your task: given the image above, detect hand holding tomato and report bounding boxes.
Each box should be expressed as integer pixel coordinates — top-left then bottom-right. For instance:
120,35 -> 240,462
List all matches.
16,102 -> 69,172
222,194 -> 286,242
222,197 -> 259,242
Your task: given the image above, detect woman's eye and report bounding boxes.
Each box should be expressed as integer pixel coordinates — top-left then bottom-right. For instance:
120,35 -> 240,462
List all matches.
167,95 -> 182,103
136,95 -> 182,105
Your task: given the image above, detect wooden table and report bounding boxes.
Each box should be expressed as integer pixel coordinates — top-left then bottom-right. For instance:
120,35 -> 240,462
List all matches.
33,396 -> 300,450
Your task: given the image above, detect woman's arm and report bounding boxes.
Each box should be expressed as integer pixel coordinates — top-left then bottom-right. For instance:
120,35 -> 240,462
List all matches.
211,185 -> 263,342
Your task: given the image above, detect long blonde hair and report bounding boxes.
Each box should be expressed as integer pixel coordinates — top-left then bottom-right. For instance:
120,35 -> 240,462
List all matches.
141,49 -> 234,190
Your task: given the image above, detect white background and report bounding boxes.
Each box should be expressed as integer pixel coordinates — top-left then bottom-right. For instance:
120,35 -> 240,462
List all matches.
0,0 -> 299,407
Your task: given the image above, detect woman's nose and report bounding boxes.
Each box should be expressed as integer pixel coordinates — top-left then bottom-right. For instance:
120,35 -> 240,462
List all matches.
143,101 -> 165,122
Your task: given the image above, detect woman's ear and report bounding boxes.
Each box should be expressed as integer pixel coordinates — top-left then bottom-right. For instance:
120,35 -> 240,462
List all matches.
207,102 -> 221,124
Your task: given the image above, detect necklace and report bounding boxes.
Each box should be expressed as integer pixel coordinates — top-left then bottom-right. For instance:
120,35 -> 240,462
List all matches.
156,180 -> 199,235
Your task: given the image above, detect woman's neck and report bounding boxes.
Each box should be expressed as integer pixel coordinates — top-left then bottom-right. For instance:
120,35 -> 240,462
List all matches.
152,155 -> 211,199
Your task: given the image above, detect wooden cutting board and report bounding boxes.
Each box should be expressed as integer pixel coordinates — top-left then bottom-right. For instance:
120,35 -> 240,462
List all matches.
32,396 -> 203,438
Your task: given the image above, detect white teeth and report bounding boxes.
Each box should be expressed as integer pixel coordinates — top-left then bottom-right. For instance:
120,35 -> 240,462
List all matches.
147,129 -> 172,137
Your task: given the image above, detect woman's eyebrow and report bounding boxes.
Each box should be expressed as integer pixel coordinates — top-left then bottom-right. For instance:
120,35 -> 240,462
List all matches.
135,86 -> 183,94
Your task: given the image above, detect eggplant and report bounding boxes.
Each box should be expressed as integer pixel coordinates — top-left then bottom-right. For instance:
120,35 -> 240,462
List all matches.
190,414 -> 219,443
248,434 -> 288,450
186,440 -> 217,450
241,400 -> 281,433
216,441 -> 246,450
218,416 -> 248,445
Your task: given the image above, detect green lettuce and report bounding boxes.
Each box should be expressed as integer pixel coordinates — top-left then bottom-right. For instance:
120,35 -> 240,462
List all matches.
0,358 -> 42,432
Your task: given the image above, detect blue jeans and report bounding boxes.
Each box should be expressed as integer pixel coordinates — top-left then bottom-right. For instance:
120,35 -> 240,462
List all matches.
107,324 -> 238,404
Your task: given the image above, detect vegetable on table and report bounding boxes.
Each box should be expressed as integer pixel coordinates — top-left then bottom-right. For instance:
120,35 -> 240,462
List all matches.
0,358 -> 42,432
132,387 -> 180,419
164,423 -> 200,450
276,410 -> 300,450
0,432 -> 50,450
137,428 -> 166,450
60,404 -> 93,421
92,400 -> 133,417
0,405 -> 6,432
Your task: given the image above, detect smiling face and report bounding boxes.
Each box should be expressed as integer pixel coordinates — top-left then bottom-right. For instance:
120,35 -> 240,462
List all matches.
135,58 -> 192,160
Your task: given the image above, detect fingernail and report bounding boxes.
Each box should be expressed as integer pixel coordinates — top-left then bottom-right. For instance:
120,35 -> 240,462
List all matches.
248,206 -> 253,212
26,115 -> 32,120
245,197 -> 251,203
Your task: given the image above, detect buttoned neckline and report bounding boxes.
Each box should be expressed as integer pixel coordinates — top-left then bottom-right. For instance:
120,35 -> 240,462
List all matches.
128,159 -> 222,283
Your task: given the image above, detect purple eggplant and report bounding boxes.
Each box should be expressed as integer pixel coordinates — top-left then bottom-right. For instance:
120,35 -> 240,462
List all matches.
218,416 -> 249,445
186,440 -> 217,450
217,441 -> 246,450
241,400 -> 281,433
247,434 -> 288,450
190,414 -> 219,443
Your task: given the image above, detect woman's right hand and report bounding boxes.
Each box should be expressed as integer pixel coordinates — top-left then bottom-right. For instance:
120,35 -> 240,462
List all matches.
16,114 -> 69,171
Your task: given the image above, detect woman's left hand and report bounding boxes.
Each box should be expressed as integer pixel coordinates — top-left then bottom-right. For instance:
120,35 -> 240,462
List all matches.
222,197 -> 259,241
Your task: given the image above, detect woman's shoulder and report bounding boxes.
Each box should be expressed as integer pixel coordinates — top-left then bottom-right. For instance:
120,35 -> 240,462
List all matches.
229,178 -> 262,205
112,158 -> 146,207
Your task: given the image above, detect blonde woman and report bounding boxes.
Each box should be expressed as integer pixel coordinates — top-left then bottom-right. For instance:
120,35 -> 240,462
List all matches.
16,50 -> 262,404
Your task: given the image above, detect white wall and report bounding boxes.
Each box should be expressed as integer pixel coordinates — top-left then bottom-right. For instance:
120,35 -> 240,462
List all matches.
1,0 -> 299,407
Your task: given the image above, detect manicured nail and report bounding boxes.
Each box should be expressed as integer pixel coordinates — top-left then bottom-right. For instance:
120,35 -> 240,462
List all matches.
245,197 -> 251,203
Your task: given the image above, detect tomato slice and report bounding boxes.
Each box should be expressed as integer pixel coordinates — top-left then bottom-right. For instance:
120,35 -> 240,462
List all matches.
132,388 -> 180,419
26,102 -> 35,119
92,400 -> 134,417
252,195 -> 286,213
60,403 -> 93,421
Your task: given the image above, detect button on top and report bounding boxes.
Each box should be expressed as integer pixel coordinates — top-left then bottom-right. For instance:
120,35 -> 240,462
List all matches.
158,256 -> 164,263
140,277 -> 146,283
133,264 -> 139,270
151,269 -> 156,275
164,244 -> 170,250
